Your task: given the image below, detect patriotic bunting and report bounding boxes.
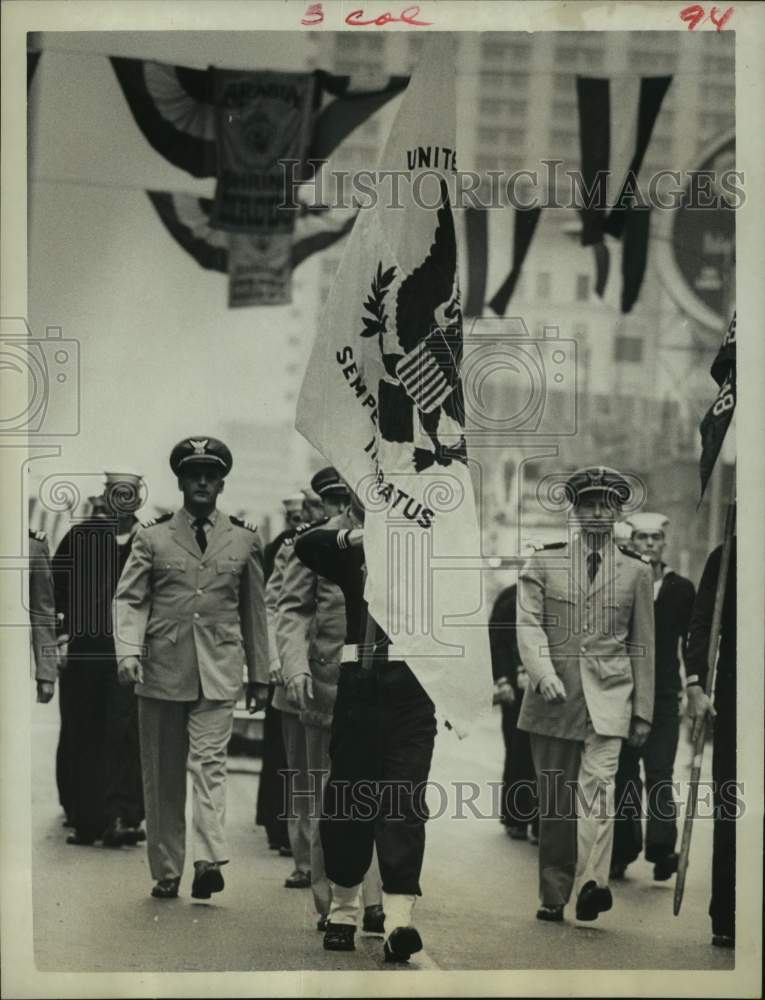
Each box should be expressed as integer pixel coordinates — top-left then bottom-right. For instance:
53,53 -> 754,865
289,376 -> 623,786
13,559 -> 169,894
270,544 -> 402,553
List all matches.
576,73 -> 672,310
147,191 -> 357,304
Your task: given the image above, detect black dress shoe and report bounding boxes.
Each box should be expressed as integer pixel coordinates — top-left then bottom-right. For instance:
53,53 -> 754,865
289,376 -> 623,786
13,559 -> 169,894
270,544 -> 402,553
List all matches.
362,903 -> 385,934
191,862 -> 225,899
384,926 -> 423,963
712,934 -> 735,949
316,913 -> 329,932
66,832 -> 96,846
536,904 -> 564,922
575,880 -> 613,922
278,846 -> 293,858
506,824 -> 528,841
610,861 -> 628,880
284,868 -> 311,889
151,877 -> 180,899
323,922 -> 356,951
653,853 -> 679,882
102,818 -> 141,848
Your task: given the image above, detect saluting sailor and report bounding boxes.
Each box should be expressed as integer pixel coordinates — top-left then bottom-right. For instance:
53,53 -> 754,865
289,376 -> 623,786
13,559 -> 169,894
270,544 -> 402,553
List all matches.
113,437 -> 269,900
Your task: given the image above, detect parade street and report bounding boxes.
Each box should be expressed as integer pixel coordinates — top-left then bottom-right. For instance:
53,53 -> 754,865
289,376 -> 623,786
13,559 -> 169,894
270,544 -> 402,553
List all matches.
31,700 -> 732,974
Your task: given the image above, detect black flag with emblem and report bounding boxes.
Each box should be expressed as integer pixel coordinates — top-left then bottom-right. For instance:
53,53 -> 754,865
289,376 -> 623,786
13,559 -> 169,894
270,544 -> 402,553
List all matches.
699,310 -> 736,499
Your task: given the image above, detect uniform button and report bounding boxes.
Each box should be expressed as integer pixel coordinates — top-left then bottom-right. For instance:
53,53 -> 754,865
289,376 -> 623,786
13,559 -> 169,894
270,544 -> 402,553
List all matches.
193,612 -> 200,620
196,588 -> 203,595
580,646 -> 586,653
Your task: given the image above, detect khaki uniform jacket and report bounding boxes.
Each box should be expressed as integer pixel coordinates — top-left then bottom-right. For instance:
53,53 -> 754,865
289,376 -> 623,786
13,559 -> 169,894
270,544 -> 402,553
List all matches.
29,533 -> 58,683
266,540 -> 297,716
517,536 -> 655,740
112,509 -> 268,701
275,514 -> 347,729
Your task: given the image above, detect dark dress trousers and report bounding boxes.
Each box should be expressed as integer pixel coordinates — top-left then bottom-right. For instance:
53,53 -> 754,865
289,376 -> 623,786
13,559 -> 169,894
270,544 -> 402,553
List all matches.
52,518 -> 144,839
254,529 -> 294,851
488,584 -> 538,830
295,523 -> 437,895
685,542 -> 736,940
612,569 -> 696,867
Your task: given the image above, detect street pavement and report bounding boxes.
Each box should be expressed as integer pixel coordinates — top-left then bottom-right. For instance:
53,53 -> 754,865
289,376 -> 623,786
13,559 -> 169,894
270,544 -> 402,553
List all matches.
31,698 -> 733,974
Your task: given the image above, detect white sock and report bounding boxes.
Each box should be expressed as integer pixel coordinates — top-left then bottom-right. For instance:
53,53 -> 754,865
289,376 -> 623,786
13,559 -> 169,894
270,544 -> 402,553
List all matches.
382,892 -> 416,940
328,882 -> 362,926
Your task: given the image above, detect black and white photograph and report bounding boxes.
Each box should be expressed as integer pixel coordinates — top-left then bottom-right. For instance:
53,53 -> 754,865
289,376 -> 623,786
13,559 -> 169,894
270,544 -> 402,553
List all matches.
1,1 -> 763,997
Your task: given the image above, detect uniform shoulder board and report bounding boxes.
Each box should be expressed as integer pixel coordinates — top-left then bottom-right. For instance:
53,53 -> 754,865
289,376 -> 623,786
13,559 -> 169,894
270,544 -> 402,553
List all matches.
230,515 -> 258,532
618,544 -> 650,563
29,528 -> 47,542
141,512 -> 173,529
283,516 -> 330,547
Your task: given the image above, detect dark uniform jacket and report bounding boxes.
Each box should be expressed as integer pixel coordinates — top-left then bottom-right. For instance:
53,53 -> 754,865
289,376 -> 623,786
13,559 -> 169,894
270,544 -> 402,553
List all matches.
653,569 -> 696,703
686,541 -> 736,690
113,509 -> 268,700
488,584 -> 522,692
53,517 -> 137,661
517,536 -> 655,741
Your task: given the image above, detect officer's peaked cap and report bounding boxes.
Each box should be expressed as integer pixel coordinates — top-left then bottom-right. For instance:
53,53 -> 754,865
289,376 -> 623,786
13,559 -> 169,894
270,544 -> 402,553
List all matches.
170,437 -> 233,477
627,512 -> 669,534
310,466 -> 348,497
565,466 -> 631,508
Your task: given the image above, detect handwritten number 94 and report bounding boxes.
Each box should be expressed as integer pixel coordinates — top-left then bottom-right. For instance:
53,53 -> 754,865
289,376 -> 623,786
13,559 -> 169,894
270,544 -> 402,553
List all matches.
680,4 -> 734,30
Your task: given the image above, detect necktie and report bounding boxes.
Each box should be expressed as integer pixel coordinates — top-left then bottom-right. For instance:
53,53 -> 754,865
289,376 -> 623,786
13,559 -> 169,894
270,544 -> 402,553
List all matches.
587,551 -> 601,584
193,517 -> 208,554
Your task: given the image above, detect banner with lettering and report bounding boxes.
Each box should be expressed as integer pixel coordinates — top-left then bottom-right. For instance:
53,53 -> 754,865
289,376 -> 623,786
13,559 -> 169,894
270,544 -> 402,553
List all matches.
296,35 -> 492,737
211,70 -> 315,234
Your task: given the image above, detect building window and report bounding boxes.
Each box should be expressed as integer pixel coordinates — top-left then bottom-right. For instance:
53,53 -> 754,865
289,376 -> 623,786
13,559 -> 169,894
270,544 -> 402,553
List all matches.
536,272 -> 552,300
575,274 -> 590,301
614,335 -> 644,363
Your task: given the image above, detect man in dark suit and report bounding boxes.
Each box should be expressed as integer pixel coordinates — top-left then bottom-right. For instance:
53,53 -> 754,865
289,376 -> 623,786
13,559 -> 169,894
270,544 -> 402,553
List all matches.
517,467 -> 655,923
488,582 -> 538,840
685,539 -> 736,949
52,473 -> 146,848
611,513 -> 696,881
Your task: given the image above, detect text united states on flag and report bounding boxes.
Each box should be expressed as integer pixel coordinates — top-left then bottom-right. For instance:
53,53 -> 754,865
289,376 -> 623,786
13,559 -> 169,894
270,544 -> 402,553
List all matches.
296,35 -> 493,737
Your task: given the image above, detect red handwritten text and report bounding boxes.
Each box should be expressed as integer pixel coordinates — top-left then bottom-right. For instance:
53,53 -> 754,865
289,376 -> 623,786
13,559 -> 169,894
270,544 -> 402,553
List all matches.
301,3 -> 324,26
679,4 -> 734,30
345,5 -> 432,27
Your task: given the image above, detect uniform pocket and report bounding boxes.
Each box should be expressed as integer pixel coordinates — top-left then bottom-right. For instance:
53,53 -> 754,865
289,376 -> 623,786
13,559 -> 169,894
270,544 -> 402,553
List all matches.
217,557 -> 243,576
596,656 -> 632,688
145,618 -> 179,644
215,622 -> 244,645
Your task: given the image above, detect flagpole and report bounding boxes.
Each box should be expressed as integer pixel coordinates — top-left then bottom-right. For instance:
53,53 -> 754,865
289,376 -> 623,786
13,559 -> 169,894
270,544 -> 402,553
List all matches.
673,490 -> 736,916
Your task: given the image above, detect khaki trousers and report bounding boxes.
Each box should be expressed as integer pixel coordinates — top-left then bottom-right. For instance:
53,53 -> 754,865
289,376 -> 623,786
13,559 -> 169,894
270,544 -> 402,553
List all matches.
138,694 -> 235,881
530,724 -> 622,906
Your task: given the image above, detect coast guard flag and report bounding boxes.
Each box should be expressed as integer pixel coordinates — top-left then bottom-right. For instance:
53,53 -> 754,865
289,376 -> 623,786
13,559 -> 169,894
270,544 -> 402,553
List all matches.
296,35 -> 492,737
699,310 -> 736,499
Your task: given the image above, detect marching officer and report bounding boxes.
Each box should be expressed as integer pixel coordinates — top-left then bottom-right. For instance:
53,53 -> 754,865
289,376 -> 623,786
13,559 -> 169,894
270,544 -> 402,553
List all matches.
28,529 -> 60,703
516,467 -> 655,923
113,437 -> 269,900
610,513 -> 696,882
